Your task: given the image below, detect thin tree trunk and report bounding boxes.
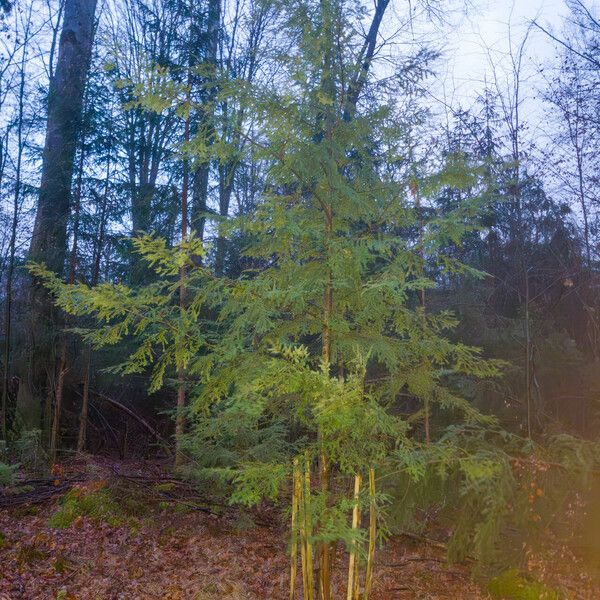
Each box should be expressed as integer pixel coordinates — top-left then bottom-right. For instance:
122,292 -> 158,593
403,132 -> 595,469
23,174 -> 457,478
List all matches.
290,459 -> 300,600
1,36 -> 27,441
77,114 -> 111,452
304,457 -> 315,600
363,468 -> 377,600
50,131 -> 86,462
319,203 -> 333,600
190,0 -> 220,241
412,175 -> 430,445
309,1 -> 389,595
215,163 -> 234,275
525,268 -> 532,439
48,0 -> 65,82
49,356 -> 66,462
77,350 -> 91,452
175,79 -> 191,467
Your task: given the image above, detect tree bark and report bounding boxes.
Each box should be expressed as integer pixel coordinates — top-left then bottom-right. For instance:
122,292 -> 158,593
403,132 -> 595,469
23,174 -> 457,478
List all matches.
27,0 -> 97,433
78,116 -> 111,453
29,0 -> 97,272
1,28 -> 28,440
214,163 -> 234,275
176,99 -> 190,467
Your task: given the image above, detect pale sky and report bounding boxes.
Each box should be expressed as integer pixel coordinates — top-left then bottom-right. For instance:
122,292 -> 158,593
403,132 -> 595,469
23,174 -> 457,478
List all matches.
447,0 -> 567,92
428,0 -> 572,150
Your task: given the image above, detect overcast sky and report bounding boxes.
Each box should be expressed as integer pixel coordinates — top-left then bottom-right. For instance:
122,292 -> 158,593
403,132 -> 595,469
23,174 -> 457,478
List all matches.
449,0 -> 566,91
409,0 -> 571,147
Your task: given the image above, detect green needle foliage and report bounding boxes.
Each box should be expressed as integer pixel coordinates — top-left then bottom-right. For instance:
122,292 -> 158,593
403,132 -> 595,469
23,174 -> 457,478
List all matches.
180,0 -> 505,593
185,0 -> 502,483
29,235 -> 213,395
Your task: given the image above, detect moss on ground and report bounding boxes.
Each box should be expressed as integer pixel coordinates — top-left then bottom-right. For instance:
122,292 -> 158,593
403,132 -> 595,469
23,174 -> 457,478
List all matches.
48,482 -> 127,528
488,569 -> 561,600
0,461 -> 13,485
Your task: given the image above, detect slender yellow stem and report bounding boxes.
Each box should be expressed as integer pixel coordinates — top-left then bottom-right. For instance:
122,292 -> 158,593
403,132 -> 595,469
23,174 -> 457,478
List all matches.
353,551 -> 360,600
291,460 -> 300,600
299,462 -> 309,600
304,458 -> 315,600
364,467 -> 376,600
347,473 -> 362,600
318,449 -> 331,600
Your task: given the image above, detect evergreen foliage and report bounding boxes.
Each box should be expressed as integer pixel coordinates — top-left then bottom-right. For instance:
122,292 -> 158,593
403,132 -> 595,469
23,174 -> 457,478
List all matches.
29,235 -> 211,396
385,424 -> 600,575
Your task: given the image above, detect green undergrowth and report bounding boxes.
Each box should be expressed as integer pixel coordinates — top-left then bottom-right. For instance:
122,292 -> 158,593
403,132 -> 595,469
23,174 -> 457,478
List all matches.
385,426 -> 600,580
48,484 -> 124,528
47,480 -> 151,529
46,477 -> 212,530
488,569 -> 561,600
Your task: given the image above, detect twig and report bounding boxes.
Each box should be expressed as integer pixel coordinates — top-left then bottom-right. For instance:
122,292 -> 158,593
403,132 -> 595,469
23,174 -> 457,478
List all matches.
88,389 -> 171,454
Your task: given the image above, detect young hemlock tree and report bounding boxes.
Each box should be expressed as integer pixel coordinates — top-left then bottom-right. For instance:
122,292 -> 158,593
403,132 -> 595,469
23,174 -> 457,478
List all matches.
30,0 -> 502,597
184,2 -> 501,598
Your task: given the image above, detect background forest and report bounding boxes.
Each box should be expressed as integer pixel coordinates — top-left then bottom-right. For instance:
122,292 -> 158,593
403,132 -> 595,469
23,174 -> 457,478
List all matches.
1,0 -> 600,598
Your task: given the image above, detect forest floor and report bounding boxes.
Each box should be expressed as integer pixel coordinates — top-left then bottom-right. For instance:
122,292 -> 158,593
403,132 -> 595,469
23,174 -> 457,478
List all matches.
0,457 -> 597,600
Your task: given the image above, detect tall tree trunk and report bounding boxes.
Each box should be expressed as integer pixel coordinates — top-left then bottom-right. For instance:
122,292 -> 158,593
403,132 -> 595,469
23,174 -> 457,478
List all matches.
29,0 -> 97,272
27,0 -> 97,437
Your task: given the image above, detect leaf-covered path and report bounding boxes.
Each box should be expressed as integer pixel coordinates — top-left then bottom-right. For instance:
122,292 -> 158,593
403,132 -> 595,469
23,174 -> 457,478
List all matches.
0,507 -> 484,599
0,458 -> 484,599
0,459 -> 596,599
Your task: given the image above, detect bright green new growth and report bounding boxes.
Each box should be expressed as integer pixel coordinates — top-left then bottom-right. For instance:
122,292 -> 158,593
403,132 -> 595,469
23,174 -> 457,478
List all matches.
28,235 -> 211,395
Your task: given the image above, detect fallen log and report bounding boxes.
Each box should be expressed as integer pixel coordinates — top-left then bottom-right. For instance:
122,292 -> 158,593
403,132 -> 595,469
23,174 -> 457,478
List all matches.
0,476 -> 83,508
